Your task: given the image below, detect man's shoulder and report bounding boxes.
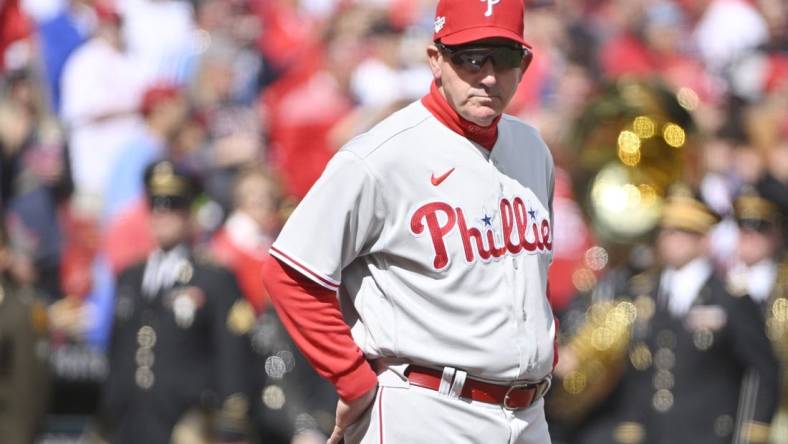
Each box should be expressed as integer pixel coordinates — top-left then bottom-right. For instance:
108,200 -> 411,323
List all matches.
341,100 -> 432,160
499,114 -> 553,160
499,114 -> 543,141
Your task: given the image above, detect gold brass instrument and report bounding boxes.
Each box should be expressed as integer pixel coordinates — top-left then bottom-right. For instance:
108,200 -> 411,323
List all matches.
767,258 -> 788,443
548,80 -> 696,424
567,79 -> 696,244
549,300 -> 638,423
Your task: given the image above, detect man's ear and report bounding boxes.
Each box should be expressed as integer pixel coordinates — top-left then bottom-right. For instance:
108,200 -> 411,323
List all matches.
426,44 -> 443,81
518,49 -> 533,81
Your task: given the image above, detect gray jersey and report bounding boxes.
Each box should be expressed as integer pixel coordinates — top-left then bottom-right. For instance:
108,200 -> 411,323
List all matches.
271,100 -> 556,383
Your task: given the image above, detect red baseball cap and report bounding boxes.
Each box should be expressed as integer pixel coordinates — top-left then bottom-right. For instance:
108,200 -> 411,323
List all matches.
94,2 -> 122,25
140,83 -> 181,116
433,0 -> 530,47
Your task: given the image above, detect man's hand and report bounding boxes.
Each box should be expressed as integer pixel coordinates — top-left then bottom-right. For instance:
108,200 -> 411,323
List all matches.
326,385 -> 378,444
291,430 -> 325,444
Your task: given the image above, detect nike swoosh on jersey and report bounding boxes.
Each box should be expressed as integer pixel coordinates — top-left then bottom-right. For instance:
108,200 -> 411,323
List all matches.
431,167 -> 455,186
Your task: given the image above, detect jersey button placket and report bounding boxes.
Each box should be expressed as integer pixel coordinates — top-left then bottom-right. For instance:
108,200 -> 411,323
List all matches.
490,152 -> 529,373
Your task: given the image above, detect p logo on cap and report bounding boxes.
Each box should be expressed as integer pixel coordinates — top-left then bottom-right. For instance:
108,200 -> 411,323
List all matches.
433,0 -> 530,47
482,0 -> 501,17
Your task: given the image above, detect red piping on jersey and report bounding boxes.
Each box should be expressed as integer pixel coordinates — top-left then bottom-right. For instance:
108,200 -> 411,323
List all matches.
547,281 -> 559,370
379,387 -> 385,443
261,256 -> 378,401
421,81 -> 500,150
270,246 -> 339,290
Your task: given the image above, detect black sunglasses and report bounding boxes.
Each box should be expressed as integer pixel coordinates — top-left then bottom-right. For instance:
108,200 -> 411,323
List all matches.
737,218 -> 776,233
436,42 -> 532,72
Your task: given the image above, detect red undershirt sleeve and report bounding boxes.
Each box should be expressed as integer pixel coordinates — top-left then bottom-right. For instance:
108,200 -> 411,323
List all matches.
261,255 -> 378,401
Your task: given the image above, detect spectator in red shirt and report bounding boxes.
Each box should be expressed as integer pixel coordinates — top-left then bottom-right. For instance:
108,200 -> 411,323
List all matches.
0,0 -> 32,73
210,166 -> 281,313
263,11 -> 366,199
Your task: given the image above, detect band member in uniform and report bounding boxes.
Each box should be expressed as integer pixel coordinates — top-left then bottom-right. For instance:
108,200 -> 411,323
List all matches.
99,160 -> 250,443
572,186 -> 779,444
728,189 -> 784,308
727,189 -> 787,443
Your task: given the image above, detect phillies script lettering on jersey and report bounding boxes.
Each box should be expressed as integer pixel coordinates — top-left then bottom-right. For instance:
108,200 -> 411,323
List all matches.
411,196 -> 552,270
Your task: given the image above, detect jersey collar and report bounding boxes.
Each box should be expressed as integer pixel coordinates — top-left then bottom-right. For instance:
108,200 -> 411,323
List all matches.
421,81 -> 500,151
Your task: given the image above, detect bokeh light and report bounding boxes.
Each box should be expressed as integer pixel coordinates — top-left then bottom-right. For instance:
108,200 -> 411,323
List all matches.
633,116 -> 656,138
662,123 -> 686,148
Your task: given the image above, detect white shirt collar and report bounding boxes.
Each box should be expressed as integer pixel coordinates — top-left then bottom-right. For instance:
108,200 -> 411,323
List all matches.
660,257 -> 713,317
142,244 -> 189,297
728,259 -> 777,303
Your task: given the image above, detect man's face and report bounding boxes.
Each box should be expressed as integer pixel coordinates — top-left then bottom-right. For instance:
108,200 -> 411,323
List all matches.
150,208 -> 190,250
427,38 -> 528,126
238,176 -> 279,233
158,95 -> 188,136
657,228 -> 705,269
737,226 -> 780,266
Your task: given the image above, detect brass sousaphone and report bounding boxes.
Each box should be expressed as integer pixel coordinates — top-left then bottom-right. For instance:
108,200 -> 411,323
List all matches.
548,79 -> 697,424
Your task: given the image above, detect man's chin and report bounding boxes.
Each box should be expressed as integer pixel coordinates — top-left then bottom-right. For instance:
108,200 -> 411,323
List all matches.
465,108 -> 499,126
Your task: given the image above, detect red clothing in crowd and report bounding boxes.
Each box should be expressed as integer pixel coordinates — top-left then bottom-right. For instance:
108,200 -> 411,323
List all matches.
103,199 -> 156,275
0,0 -> 31,72
263,65 -> 355,199
765,54 -> 788,93
249,0 -> 319,72
210,212 -> 272,313
600,32 -> 720,104
600,33 -> 659,78
546,168 -> 594,312
58,207 -> 100,298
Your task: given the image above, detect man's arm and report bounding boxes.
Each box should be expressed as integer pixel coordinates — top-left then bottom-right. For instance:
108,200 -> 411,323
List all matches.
263,149 -> 384,442
262,256 -> 377,400
262,256 -> 378,444
726,292 -> 779,442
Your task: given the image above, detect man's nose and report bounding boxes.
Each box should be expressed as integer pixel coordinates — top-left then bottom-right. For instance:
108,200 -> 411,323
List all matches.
478,59 -> 497,86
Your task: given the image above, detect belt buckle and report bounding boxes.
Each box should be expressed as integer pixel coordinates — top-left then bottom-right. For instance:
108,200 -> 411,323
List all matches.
536,376 -> 552,399
503,377 -> 552,411
503,382 -> 534,411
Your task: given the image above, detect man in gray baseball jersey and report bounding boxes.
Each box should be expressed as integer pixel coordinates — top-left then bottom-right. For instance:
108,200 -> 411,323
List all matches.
261,0 -> 556,442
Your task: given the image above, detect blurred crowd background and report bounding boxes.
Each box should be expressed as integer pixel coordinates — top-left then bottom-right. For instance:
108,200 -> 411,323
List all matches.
0,0 -> 786,442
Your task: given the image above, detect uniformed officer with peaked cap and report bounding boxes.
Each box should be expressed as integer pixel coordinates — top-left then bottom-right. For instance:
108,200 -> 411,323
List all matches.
575,185 -> 779,444
100,160 -> 253,443
728,188 -> 788,443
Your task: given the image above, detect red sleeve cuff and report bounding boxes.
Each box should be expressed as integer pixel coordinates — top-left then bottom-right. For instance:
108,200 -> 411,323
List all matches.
335,359 -> 378,401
